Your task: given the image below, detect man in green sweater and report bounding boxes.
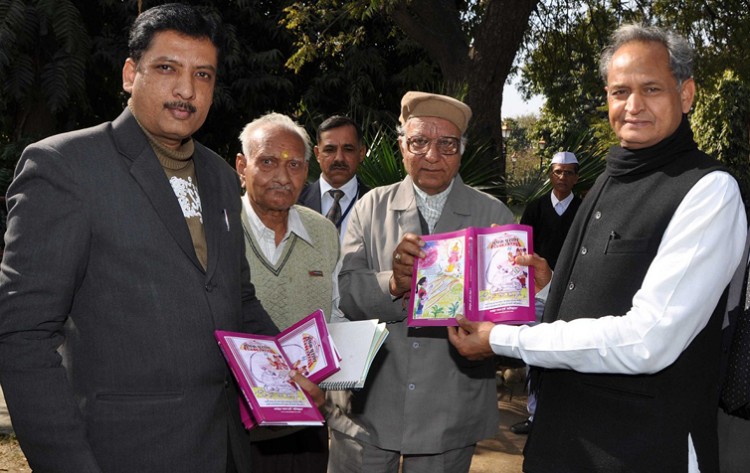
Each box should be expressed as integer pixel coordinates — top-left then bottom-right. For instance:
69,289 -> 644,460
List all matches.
235,112 -> 342,473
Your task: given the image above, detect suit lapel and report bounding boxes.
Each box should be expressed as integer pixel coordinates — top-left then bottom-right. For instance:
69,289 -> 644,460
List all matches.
392,176 -> 422,236
113,110 -> 204,271
309,180 -> 323,212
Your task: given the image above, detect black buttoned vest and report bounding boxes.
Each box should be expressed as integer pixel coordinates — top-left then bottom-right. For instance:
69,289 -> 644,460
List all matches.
525,149 -> 726,473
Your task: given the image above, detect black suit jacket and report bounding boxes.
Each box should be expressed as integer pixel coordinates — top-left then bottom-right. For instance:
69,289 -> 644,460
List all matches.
297,177 -> 370,213
0,109 -> 276,473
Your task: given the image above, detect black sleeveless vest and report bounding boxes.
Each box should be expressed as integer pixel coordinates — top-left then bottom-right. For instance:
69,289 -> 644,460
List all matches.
525,118 -> 726,473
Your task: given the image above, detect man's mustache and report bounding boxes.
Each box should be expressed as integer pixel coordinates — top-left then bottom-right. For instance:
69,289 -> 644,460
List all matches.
330,162 -> 350,171
268,185 -> 292,192
164,101 -> 197,113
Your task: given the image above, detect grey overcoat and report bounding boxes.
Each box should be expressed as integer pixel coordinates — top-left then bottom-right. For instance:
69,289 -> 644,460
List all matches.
338,175 -> 513,454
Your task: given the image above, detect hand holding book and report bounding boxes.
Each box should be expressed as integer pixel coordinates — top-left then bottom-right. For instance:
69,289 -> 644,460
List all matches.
407,224 -> 536,326
513,251 -> 553,295
447,316 -> 497,360
390,232 -> 426,297
290,370 -> 326,411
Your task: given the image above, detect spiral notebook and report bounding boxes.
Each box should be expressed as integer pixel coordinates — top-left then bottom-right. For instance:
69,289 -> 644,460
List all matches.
320,320 -> 388,390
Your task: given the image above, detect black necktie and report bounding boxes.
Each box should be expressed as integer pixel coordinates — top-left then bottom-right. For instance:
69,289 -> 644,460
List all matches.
326,189 -> 345,227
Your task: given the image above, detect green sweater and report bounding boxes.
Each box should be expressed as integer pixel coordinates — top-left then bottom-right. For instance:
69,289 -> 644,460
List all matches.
241,205 -> 340,330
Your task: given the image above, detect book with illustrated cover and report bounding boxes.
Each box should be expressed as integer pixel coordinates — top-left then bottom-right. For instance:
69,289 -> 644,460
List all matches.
215,309 -> 336,428
237,320 -> 389,428
276,309 -> 340,384
407,224 -> 535,327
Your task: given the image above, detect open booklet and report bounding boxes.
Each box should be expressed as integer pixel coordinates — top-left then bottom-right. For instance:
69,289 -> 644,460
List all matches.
215,309 -> 335,428
407,224 -> 536,326
215,309 -> 388,429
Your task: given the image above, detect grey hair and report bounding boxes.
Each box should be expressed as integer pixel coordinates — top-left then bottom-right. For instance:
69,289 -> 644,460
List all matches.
599,23 -> 693,84
238,112 -> 312,161
396,121 -> 468,155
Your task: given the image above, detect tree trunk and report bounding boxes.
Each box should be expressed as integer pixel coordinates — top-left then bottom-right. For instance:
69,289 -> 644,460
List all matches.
389,0 -> 539,197
467,0 -> 538,190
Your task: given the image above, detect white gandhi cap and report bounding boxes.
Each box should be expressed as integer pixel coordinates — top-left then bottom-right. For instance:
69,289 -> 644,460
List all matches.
551,151 -> 578,165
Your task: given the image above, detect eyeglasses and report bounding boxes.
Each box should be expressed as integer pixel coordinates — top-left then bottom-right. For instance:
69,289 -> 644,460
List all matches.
405,136 -> 460,156
551,169 -> 577,178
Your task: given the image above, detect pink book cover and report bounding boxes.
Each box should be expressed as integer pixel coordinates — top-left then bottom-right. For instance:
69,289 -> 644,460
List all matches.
407,225 -> 535,326
470,225 -> 535,324
238,396 -> 256,430
276,309 -> 340,385
215,331 -> 324,427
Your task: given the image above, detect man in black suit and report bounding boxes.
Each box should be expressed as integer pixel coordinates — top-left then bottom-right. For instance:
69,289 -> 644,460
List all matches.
297,116 -> 370,240
0,4 -> 291,472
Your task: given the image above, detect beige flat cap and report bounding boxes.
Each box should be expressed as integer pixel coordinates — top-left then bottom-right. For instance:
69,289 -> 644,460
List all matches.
399,91 -> 472,134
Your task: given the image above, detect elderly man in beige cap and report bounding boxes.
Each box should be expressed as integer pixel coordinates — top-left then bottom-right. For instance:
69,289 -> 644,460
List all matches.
331,91 -> 514,472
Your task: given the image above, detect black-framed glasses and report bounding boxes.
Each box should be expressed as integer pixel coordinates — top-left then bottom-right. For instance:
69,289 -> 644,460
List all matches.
405,136 -> 460,156
551,169 -> 577,178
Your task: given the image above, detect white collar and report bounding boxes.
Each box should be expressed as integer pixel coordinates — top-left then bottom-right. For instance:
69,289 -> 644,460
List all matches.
320,176 -> 359,199
550,191 -> 574,207
242,197 -> 313,246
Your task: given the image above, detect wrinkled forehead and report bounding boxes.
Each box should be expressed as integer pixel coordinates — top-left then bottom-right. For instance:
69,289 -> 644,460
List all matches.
250,126 -> 306,158
404,116 -> 461,137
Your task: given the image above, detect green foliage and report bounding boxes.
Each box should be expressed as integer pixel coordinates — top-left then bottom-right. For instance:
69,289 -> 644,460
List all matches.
448,301 -> 460,317
281,1 -> 443,127
692,70 -> 750,201
0,0 -> 91,138
458,138 -> 505,198
356,125 -> 406,188
650,0 -> 750,87
197,1 -> 301,158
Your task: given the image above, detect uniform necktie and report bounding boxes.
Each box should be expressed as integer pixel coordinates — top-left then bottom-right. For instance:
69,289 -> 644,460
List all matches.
326,189 -> 345,227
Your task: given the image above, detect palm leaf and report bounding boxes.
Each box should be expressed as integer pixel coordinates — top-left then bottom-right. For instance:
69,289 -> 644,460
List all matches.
357,125 -> 406,188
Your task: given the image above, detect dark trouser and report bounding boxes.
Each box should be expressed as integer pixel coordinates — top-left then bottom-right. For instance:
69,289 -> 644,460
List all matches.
249,426 -> 329,473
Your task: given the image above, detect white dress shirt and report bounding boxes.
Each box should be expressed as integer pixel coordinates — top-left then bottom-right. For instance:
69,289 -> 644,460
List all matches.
550,191 -> 575,216
489,171 -> 747,472
320,177 -> 359,242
